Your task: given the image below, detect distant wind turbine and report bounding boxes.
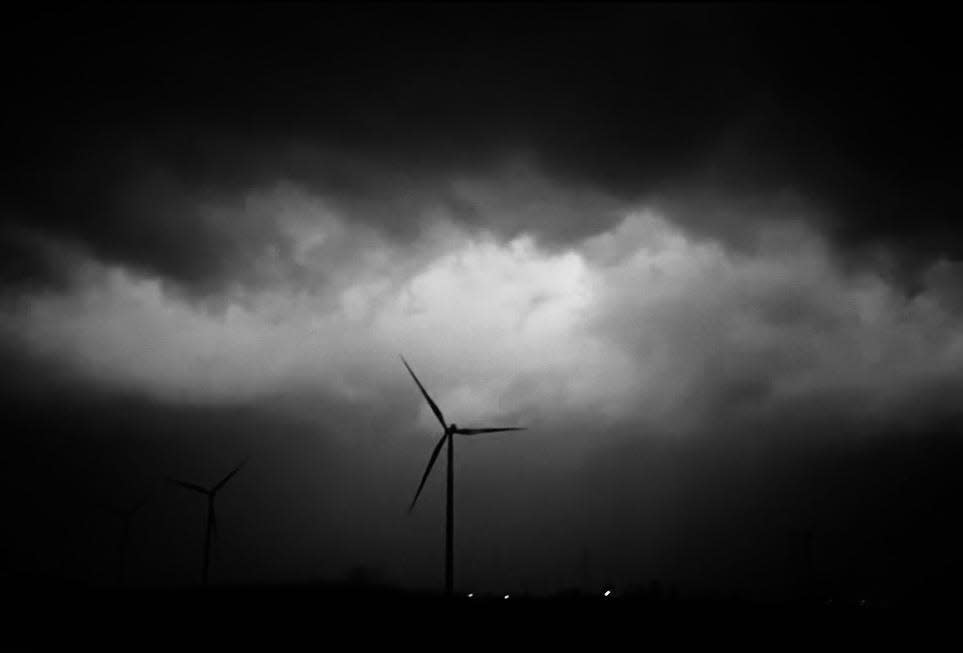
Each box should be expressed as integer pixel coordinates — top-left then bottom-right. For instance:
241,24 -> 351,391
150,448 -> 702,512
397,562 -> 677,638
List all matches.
401,355 -> 525,597
100,496 -> 149,586
169,459 -> 247,586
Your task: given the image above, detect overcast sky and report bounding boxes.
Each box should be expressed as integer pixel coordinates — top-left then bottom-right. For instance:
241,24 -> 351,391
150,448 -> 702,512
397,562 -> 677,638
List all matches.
2,5 -> 962,600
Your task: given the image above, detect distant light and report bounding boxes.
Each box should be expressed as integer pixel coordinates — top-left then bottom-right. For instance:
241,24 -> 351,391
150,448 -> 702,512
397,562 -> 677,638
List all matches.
503,594 -> 510,600
467,593 -> 474,598
603,590 -> 612,597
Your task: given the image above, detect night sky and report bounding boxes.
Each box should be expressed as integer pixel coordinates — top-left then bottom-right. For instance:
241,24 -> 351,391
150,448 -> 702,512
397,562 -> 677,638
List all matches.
2,5 -> 962,603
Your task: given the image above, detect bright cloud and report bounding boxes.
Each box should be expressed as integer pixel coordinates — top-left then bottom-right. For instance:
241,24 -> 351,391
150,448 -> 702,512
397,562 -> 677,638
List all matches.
5,181 -> 963,440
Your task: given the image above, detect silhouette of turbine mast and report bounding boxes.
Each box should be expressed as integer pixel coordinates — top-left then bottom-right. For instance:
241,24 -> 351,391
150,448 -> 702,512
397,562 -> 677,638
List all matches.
101,496 -> 149,586
402,355 -> 525,597
170,459 -> 247,586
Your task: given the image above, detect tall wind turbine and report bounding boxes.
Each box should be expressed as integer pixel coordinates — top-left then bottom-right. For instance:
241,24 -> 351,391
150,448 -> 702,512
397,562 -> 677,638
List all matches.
170,459 -> 247,586
401,355 -> 525,597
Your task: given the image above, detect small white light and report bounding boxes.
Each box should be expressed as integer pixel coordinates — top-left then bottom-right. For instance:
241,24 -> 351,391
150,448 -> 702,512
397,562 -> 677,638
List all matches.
503,594 -> 510,600
467,593 -> 474,598
603,590 -> 612,597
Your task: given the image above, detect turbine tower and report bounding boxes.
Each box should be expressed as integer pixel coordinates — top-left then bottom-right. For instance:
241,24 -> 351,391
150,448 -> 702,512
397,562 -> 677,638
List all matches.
100,496 -> 149,586
170,459 -> 247,586
401,355 -> 525,597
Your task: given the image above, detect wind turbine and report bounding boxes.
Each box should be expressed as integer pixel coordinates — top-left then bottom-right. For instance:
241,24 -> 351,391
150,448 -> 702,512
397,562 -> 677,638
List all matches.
170,459 -> 247,586
401,355 -> 525,597
99,496 -> 149,586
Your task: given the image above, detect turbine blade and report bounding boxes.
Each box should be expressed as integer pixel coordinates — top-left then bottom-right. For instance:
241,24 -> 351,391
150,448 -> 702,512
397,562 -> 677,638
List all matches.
210,505 -> 218,542
169,478 -> 209,495
408,432 -> 448,513
129,495 -> 150,516
94,503 -> 123,519
454,427 -> 526,436
400,356 -> 447,430
214,458 -> 248,492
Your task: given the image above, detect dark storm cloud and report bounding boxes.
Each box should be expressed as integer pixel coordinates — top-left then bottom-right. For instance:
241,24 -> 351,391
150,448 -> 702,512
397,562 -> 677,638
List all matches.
8,202 -> 963,440
3,5 -> 960,295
